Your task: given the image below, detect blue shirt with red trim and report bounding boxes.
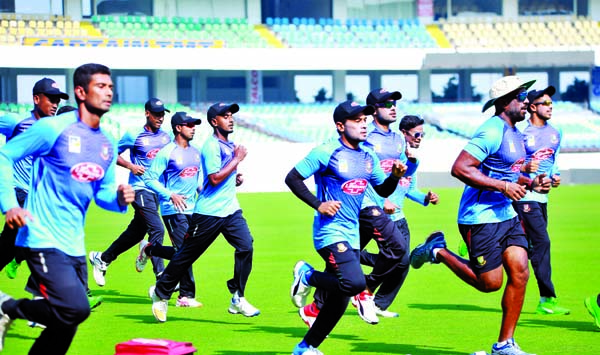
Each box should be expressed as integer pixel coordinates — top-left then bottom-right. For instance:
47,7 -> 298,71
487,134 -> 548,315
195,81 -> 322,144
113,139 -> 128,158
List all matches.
294,137 -> 387,250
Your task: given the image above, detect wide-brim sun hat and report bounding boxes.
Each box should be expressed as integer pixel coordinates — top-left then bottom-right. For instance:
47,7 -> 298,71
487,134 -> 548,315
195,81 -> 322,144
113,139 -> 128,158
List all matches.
482,75 -> 536,113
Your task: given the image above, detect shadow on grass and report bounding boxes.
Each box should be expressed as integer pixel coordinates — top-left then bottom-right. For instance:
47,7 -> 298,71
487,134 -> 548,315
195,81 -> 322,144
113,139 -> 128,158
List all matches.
409,303 -> 500,313
519,318 -> 600,332
243,324 -> 363,341
350,341 -> 465,355
87,289 -> 150,305
117,313 -> 257,326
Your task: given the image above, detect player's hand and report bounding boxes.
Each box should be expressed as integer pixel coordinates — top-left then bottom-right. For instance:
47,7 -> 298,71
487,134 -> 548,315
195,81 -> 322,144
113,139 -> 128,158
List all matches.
522,160 -> 539,173
318,201 -> 341,217
391,160 -> 407,178
503,181 -> 527,201
383,199 -> 398,214
425,190 -> 439,205
236,173 -> 244,186
234,145 -> 248,162
118,184 -> 135,206
551,174 -> 561,188
130,164 -> 146,176
5,207 -> 33,229
170,193 -> 188,212
532,173 -> 552,194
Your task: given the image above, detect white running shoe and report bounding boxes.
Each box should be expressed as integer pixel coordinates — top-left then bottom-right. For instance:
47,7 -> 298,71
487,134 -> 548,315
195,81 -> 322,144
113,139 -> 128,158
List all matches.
491,338 -> 536,355
228,291 -> 260,317
176,296 -> 203,308
351,291 -> 379,325
89,251 -> 108,287
291,261 -> 313,308
135,240 -> 149,273
149,285 -> 168,322
0,291 -> 14,352
375,306 -> 399,318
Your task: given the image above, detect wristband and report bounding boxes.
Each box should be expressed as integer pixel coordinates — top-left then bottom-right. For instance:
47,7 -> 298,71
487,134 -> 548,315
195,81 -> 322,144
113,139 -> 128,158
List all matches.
503,181 -> 509,194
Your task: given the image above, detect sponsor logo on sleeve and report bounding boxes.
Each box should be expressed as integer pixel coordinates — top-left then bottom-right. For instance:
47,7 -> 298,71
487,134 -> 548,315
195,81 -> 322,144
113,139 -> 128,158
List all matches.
70,162 -> 105,182
341,178 -> 368,195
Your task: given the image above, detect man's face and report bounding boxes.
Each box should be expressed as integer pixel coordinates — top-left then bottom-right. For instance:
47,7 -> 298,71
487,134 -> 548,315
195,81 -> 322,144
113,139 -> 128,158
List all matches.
178,122 -> 196,141
212,112 -> 234,134
403,124 -> 425,148
81,73 -> 113,115
145,110 -> 165,132
340,113 -> 368,142
505,89 -> 529,122
530,94 -> 553,121
374,100 -> 397,125
33,93 -> 61,117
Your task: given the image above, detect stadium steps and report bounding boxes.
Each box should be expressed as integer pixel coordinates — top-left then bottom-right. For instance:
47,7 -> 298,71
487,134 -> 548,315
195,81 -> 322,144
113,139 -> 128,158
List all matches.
426,24 -> 452,48
254,24 -> 285,48
80,21 -> 102,37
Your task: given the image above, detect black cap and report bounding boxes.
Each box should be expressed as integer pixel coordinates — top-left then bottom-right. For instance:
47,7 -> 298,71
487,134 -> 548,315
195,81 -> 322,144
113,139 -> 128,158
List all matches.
207,102 -> 240,120
366,88 -> 402,105
32,78 -> 69,100
527,85 -> 556,103
145,98 -> 170,113
171,111 -> 201,126
333,100 -> 375,123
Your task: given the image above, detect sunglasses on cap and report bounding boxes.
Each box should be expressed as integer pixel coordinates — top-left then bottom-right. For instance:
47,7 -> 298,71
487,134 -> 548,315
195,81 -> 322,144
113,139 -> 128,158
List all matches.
375,101 -> 396,109
406,131 -> 425,139
515,91 -> 528,102
178,122 -> 196,128
533,100 -> 552,107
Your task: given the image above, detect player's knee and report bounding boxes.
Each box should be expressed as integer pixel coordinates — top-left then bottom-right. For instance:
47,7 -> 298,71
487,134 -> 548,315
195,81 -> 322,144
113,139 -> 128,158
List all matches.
58,302 -> 91,326
340,277 -> 366,296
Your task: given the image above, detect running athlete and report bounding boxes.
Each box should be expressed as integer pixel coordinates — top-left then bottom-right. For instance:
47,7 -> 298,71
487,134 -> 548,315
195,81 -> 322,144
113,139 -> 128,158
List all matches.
0,77 -> 68,277
0,63 -> 134,354
515,86 -> 569,315
286,100 -> 407,355
150,103 -> 260,322
358,114 -> 440,318
89,98 -> 171,286
139,111 -> 203,308
409,76 -> 551,355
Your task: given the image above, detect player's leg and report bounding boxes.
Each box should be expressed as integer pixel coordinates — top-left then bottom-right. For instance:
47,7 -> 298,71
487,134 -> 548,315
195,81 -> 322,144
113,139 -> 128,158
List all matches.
221,210 -> 260,316
294,245 -> 364,353
163,214 -> 199,307
2,248 -> 90,355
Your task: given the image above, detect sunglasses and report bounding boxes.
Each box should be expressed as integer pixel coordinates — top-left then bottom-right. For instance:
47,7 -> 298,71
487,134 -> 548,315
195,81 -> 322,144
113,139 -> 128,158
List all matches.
533,100 -> 552,106
406,131 -> 425,139
516,91 -> 528,102
178,122 -> 196,128
375,101 -> 396,109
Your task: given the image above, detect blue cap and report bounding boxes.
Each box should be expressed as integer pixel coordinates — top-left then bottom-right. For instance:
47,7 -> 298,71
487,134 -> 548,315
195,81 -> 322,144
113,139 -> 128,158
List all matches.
333,100 -> 375,123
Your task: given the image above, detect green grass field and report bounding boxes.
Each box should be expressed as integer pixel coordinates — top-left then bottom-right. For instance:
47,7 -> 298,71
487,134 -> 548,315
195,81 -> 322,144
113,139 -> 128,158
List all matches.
2,185 -> 599,355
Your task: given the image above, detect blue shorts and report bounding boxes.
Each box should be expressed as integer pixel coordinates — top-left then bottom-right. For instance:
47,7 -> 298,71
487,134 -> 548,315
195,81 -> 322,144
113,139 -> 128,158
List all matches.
458,216 -> 528,274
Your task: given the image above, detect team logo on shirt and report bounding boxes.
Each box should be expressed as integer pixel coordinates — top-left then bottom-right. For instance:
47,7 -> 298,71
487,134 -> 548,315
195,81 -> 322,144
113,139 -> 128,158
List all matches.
68,135 -> 81,153
100,144 -> 110,161
531,147 -> 554,161
336,243 -> 348,253
550,135 -> 558,144
510,157 -> 525,172
477,255 -> 487,266
365,160 -> 372,174
70,162 -> 105,182
146,148 -> 160,159
526,135 -> 535,147
180,166 -> 199,178
341,178 -> 368,195
373,143 -> 382,153
338,159 -> 348,173
509,140 -> 516,153
380,159 -> 395,173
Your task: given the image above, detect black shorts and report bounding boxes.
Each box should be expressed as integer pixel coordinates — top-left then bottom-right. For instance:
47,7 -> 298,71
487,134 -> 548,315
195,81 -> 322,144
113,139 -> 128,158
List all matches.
458,216 -> 528,274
